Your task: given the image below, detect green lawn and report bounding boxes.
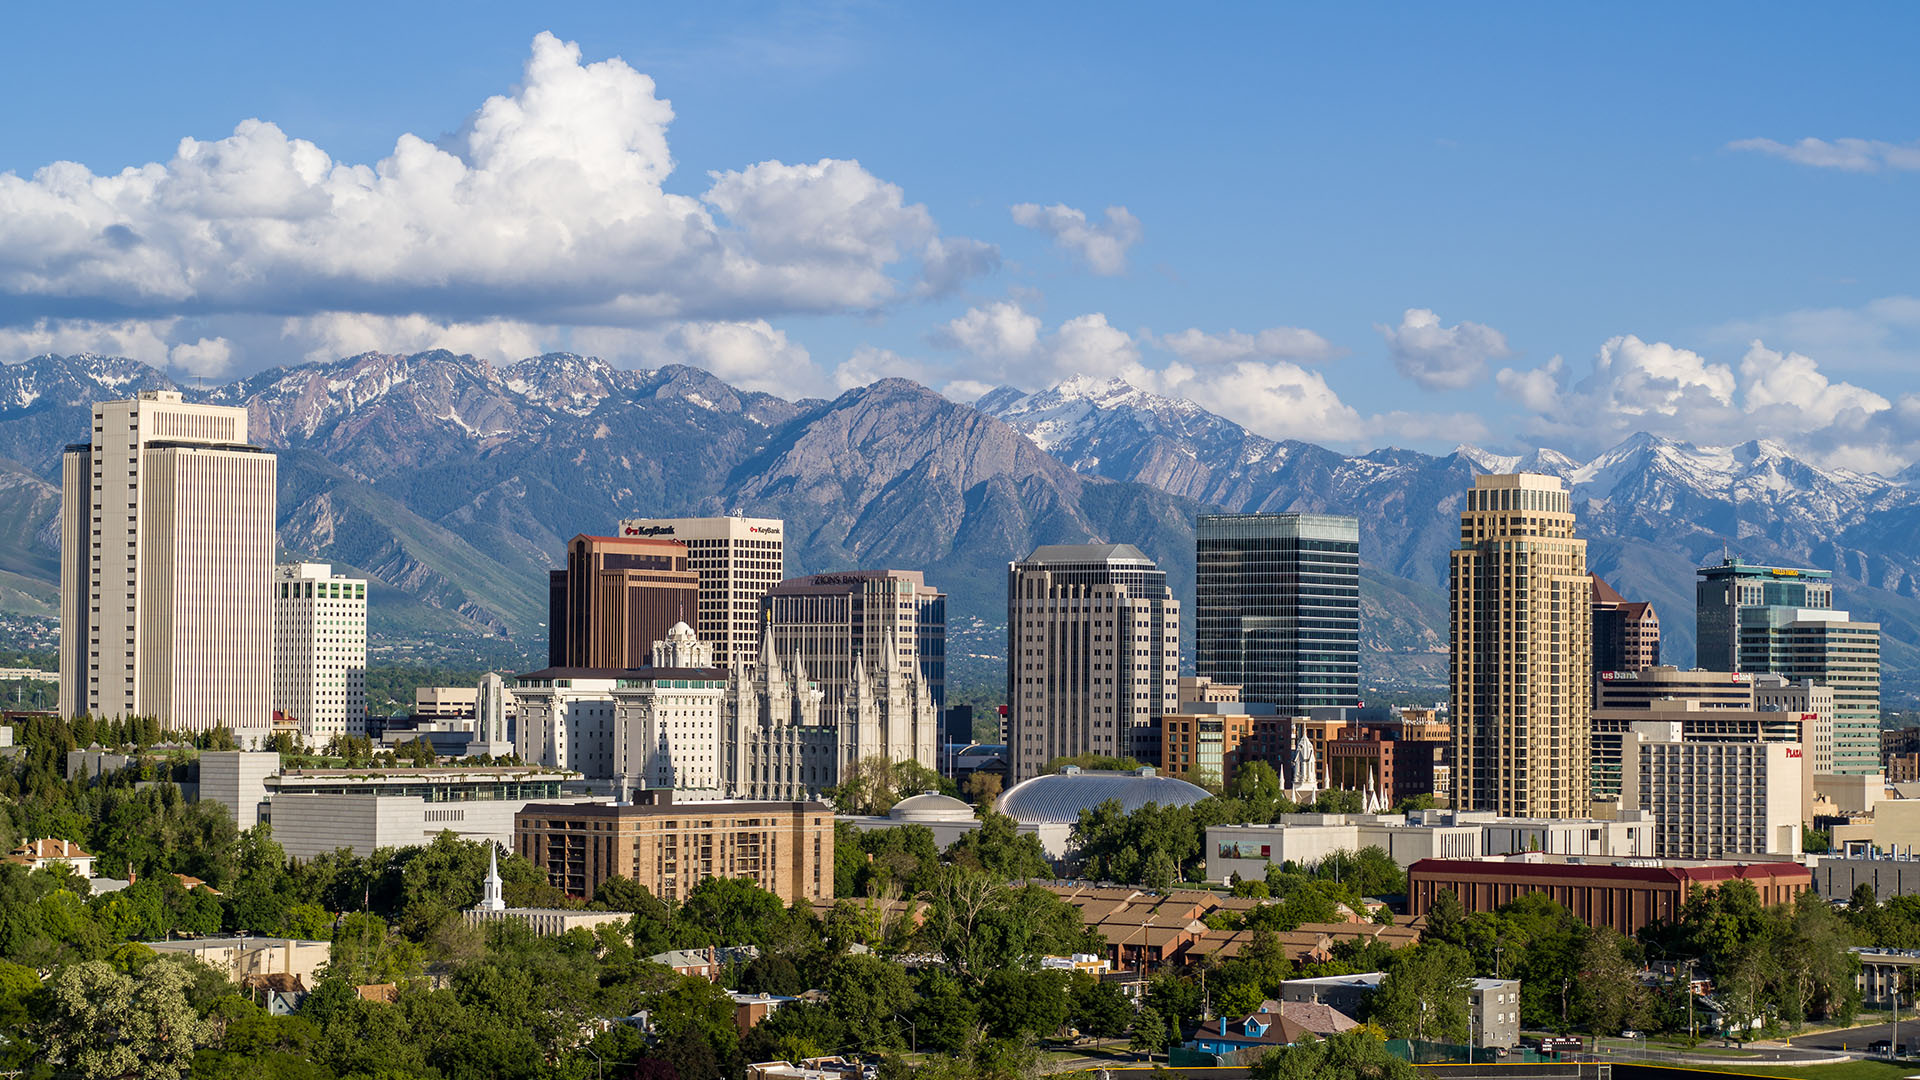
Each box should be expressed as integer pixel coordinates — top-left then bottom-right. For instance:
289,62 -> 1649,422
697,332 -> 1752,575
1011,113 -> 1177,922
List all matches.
1687,1063 -> 1920,1080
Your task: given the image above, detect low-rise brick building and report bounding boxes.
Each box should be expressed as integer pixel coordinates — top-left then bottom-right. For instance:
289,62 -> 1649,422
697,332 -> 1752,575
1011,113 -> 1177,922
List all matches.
1408,856 -> 1811,935
515,791 -> 834,904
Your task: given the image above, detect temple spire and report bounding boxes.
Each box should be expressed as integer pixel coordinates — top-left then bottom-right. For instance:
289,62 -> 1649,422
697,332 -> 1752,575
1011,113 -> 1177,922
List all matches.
480,843 -> 506,912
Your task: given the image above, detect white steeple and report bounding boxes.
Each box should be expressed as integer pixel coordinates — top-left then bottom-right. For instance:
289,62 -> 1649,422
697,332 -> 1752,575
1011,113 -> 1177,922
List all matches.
479,843 -> 507,912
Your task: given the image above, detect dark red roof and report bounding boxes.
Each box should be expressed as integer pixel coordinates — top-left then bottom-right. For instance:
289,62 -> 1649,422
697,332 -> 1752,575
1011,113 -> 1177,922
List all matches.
1408,859 -> 1809,887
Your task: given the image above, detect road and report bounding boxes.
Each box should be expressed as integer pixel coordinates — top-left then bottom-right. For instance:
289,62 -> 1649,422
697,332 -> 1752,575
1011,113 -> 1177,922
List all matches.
1788,1019 -> 1913,1053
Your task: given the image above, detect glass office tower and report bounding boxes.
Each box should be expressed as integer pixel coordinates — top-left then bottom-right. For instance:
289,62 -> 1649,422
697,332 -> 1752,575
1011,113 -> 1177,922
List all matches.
1195,513 -> 1360,714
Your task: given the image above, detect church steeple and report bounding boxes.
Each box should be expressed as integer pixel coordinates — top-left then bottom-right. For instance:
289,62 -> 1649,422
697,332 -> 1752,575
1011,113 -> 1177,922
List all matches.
479,843 -> 506,912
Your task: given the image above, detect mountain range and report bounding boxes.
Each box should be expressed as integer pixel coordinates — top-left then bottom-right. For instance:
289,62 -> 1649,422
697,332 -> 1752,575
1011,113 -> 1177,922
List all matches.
0,353 -> 1916,701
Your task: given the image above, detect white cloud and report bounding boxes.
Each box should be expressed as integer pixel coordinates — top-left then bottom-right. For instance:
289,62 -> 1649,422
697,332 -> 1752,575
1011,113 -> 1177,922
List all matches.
1495,334 -> 1917,470
167,337 -> 235,377
652,320 -> 815,396
933,301 -> 1465,446
1740,341 -> 1889,426
931,301 -> 1043,359
1009,202 -> 1142,275
0,318 -> 178,366
1493,355 -> 1564,413
1156,326 -> 1340,364
280,313 -> 551,365
1728,136 -> 1920,172
1378,308 -> 1511,390
0,32 -> 993,377
831,345 -> 934,391
941,379 -> 997,403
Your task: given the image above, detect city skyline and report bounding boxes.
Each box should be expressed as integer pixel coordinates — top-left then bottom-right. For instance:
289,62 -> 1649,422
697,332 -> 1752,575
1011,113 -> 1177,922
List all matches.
1,8 -> 1917,471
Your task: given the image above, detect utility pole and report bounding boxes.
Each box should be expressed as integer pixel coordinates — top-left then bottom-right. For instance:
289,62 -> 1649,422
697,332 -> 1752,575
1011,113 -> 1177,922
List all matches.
1684,959 -> 1695,1041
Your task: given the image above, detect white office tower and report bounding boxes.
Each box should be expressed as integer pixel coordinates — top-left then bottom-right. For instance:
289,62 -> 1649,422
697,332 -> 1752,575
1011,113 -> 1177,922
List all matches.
615,514 -> 784,668
271,563 -> 368,743
1006,544 -> 1181,782
473,672 -> 514,757
60,392 -> 276,741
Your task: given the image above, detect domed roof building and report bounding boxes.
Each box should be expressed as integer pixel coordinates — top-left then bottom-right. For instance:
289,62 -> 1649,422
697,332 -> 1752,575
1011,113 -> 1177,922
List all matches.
995,767 -> 1210,826
886,791 -> 977,825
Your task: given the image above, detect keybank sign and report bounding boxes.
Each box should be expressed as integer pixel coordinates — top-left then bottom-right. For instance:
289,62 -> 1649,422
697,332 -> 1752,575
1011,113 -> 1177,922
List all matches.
625,525 -> 676,537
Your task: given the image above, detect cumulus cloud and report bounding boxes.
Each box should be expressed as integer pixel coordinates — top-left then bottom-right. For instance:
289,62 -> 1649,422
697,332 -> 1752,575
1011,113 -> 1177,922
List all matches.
1728,136 -> 1920,172
281,314 -> 553,366
930,301 -> 1043,359
1156,326 -> 1341,364
1495,334 -> 1914,470
1378,308 -> 1511,390
831,346 -> 936,392
931,300 -> 1468,446
0,32 -> 993,375
1009,202 -> 1142,275
0,318 -> 180,367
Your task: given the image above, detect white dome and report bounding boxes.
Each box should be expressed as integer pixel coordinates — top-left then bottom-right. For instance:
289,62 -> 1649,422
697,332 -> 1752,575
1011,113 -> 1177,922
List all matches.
888,791 -> 977,824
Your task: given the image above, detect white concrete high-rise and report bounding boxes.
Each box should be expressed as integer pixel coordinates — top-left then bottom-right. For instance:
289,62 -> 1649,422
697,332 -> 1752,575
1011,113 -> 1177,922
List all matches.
1006,544 -> 1180,782
615,514 -> 784,668
60,392 -> 276,740
271,562 -> 368,744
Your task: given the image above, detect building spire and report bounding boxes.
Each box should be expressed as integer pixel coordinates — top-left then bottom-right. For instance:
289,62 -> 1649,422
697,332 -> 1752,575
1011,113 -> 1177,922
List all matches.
480,843 -> 506,912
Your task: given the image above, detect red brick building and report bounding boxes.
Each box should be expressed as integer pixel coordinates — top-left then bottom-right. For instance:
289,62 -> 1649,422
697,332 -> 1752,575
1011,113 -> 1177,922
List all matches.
1408,857 -> 1810,935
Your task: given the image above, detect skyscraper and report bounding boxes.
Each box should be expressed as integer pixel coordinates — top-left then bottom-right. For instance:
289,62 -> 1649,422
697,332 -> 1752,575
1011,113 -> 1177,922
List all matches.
1694,556 -> 1875,774
1695,557 -> 1833,673
547,534 -> 699,668
271,562 -> 368,744
1006,543 -> 1179,782
616,515 -> 783,668
1450,473 -> 1591,818
1739,607 -> 1879,774
60,391 -> 276,740
1195,513 -> 1360,714
1590,574 -> 1660,673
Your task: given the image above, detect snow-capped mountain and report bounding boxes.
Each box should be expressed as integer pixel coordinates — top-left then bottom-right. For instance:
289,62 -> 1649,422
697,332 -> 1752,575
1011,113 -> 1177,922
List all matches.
3,354 -> 1919,694
983,376 -> 1920,687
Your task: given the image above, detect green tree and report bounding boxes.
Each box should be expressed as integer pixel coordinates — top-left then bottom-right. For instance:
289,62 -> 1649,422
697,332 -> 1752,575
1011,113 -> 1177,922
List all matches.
1251,1029 -> 1417,1080
945,811 -> 1050,881
673,876 -> 788,949
326,912 -> 425,986
1573,927 -> 1650,1036
1363,942 -> 1473,1043
42,958 -> 212,1080
825,953 -> 918,1052
1067,970 -> 1135,1039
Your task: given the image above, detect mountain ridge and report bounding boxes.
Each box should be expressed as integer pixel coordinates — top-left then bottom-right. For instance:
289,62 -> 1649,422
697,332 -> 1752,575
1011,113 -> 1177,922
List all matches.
1,353 -> 1916,699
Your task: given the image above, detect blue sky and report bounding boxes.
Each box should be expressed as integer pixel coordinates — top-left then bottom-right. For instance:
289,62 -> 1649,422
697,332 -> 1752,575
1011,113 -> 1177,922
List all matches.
2,3 -> 1917,467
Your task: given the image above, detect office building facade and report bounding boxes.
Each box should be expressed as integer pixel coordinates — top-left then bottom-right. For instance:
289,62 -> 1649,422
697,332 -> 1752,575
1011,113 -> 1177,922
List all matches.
271,563 -> 368,744
1007,544 -> 1180,782
547,534 -> 699,669
616,515 -> 784,668
1196,513 -> 1360,714
1450,473 -> 1591,818
1695,557 -> 1833,673
761,569 -> 947,718
60,392 -> 276,740
1739,608 -> 1879,775
1591,575 -> 1659,673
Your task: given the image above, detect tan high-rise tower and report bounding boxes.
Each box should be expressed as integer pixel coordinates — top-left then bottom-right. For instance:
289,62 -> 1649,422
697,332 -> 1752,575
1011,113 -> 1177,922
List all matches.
1450,472 -> 1591,817
60,391 -> 276,740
